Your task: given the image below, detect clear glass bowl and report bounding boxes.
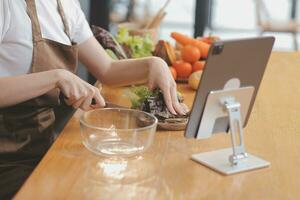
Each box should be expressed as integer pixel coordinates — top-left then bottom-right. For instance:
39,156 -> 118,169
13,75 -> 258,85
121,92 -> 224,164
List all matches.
80,108 -> 158,157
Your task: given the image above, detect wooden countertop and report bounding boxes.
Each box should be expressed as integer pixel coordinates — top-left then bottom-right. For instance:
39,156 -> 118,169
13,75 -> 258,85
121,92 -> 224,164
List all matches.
14,52 -> 300,200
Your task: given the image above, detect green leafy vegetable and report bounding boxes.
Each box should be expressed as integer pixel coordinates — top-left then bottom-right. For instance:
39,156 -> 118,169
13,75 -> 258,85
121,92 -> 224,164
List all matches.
105,49 -> 118,60
124,86 -> 183,109
124,86 -> 158,109
116,27 -> 154,58
116,27 -> 131,44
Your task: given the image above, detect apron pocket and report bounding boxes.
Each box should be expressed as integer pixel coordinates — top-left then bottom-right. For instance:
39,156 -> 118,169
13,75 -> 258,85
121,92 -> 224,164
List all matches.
0,107 -> 55,154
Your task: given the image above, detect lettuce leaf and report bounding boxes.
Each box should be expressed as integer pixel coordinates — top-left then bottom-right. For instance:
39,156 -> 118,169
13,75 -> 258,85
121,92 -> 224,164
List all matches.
116,27 -> 154,58
124,86 -> 157,109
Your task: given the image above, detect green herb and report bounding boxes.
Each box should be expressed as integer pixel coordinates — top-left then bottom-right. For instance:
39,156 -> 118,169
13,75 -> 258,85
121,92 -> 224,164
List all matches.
116,27 -> 154,58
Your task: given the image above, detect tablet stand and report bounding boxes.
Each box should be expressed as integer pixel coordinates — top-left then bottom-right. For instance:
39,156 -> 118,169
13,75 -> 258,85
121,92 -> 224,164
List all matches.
191,87 -> 270,175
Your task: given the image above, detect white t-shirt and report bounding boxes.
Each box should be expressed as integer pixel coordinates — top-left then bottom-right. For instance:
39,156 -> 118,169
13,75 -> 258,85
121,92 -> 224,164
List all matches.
0,0 -> 93,77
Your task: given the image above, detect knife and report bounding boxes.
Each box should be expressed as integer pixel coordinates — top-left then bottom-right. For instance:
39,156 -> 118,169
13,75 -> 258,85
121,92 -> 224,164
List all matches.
59,92 -> 127,109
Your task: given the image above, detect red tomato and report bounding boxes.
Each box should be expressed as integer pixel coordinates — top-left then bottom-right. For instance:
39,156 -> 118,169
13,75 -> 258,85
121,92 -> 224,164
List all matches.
193,61 -> 206,72
173,60 -> 193,78
181,45 -> 201,63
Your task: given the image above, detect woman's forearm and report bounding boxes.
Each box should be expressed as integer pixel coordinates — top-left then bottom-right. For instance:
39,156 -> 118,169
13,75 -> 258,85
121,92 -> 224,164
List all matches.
78,37 -> 162,86
100,57 -> 154,86
0,70 -> 60,108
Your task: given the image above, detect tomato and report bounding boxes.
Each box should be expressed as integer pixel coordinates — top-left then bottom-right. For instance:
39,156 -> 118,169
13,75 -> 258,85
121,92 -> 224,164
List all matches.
169,67 -> 177,80
193,61 -> 205,72
181,45 -> 201,63
173,60 -> 193,78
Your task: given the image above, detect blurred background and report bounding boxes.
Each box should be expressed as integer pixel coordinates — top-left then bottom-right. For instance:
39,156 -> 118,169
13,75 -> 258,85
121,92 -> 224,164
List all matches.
77,0 -> 300,80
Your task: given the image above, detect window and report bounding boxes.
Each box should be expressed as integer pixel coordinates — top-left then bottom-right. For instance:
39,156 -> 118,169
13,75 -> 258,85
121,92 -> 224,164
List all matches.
211,0 -> 297,50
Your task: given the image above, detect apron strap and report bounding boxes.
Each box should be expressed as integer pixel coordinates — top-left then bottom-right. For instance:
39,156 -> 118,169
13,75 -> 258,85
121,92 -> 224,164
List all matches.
25,0 -> 43,42
25,0 -> 73,43
56,0 -> 72,42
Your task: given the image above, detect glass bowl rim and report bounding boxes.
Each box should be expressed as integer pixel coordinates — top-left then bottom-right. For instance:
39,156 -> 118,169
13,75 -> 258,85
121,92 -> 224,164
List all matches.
79,108 -> 158,132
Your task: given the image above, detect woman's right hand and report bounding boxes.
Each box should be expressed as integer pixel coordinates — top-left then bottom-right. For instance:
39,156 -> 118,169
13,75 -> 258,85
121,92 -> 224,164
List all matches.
55,69 -> 105,111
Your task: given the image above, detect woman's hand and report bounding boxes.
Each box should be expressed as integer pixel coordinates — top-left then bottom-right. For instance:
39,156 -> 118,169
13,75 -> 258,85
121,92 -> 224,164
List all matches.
56,69 -> 105,111
148,57 -> 187,115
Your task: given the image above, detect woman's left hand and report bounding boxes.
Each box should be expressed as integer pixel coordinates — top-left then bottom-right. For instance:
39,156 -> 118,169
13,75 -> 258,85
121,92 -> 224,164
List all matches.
148,57 -> 187,115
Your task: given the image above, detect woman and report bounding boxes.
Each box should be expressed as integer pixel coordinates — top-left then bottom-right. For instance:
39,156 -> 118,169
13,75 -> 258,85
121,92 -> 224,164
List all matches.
0,0 -> 186,199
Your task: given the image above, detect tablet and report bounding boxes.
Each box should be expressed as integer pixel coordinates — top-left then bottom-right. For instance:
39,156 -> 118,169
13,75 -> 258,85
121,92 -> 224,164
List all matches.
185,37 -> 275,138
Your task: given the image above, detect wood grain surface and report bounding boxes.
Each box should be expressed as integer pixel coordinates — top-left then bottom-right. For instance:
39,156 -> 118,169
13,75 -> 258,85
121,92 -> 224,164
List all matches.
14,52 -> 300,200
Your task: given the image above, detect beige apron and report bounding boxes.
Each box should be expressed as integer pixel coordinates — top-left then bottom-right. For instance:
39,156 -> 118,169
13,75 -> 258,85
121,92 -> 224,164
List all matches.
0,0 -> 78,156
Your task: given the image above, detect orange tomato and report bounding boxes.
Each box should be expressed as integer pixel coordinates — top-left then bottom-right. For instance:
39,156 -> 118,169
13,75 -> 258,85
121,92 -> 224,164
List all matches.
169,67 -> 177,80
193,61 -> 205,72
173,60 -> 193,78
181,45 -> 201,63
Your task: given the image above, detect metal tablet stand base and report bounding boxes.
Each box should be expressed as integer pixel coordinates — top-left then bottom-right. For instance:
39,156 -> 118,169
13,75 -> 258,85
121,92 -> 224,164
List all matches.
191,87 -> 270,175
